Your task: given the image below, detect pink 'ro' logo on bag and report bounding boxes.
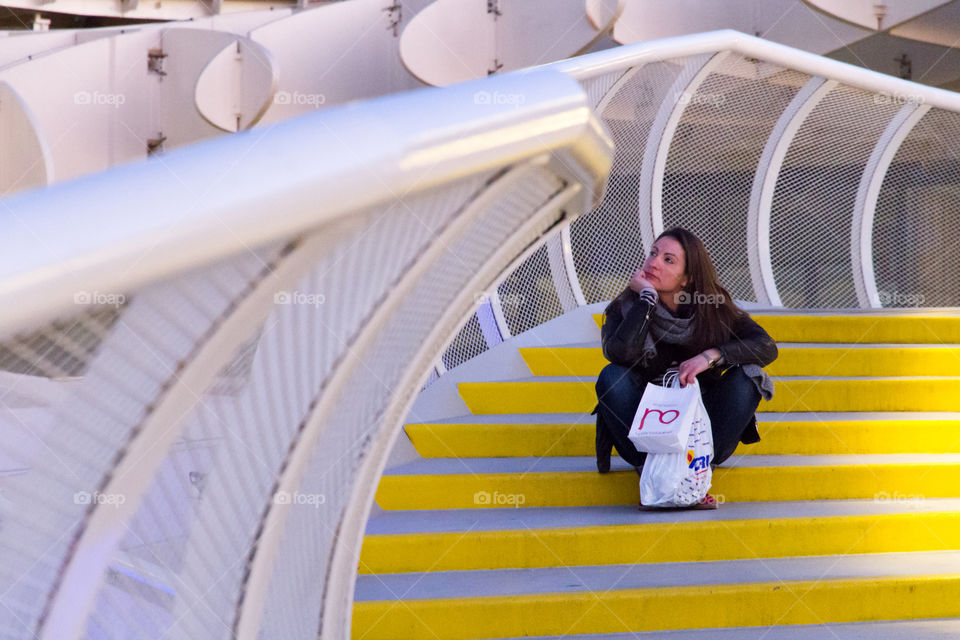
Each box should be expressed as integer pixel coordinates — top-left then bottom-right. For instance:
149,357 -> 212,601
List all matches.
637,408 -> 679,431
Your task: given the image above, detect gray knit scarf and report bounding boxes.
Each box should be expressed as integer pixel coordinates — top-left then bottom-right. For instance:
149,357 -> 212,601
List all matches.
624,292 -> 775,400
641,299 -> 695,362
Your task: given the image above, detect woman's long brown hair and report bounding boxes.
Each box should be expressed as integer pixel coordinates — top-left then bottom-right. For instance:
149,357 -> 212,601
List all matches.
658,226 -> 744,351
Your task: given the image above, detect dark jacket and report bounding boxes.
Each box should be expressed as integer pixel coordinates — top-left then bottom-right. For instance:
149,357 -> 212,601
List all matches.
601,287 -> 777,380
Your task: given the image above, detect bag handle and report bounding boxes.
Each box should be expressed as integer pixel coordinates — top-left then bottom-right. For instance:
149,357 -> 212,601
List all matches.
661,368 -> 699,391
662,369 -> 681,389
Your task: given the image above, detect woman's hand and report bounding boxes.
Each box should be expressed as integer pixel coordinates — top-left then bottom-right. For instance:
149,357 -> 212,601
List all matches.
629,268 -> 653,293
677,349 -> 722,386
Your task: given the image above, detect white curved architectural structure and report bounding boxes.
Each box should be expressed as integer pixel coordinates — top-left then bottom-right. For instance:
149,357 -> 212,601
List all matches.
6,0 -> 960,202
0,66 -> 611,640
0,26 -> 960,640
614,0 -> 869,51
803,0 -> 952,30
399,0 -> 621,86
0,3 -> 430,197
0,0 -> 297,21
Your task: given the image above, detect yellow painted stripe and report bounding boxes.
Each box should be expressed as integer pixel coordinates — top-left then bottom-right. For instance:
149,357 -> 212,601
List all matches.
352,574 -> 960,639
591,314 -> 960,343
375,463 -> 960,510
519,346 -> 960,377
405,420 -> 960,457
458,378 -> 960,414
750,420 -> 960,455
406,422 -> 596,457
359,511 -> 960,574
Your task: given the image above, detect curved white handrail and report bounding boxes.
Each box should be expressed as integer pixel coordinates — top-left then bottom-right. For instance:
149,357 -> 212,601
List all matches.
6,23 -> 960,640
547,29 -> 960,113
26,67 -> 611,640
0,71 -> 610,342
235,171 -> 584,640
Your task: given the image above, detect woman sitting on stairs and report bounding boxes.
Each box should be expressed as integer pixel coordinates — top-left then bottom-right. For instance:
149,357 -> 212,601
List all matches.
593,227 -> 779,486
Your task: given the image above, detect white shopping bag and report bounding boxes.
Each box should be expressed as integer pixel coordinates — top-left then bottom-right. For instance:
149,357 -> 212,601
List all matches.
638,382 -> 714,508
628,373 -> 702,453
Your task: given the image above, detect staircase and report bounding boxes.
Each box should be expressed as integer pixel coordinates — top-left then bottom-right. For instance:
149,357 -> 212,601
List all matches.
353,310 -> 960,639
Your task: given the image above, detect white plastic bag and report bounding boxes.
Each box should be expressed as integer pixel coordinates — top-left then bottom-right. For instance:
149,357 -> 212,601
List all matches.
628,371 -> 702,453
638,376 -> 714,508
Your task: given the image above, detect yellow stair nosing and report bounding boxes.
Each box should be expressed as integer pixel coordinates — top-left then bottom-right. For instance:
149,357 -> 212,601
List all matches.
359,510 -> 960,574
376,461 -> 960,510
457,378 -> 960,414
353,572 -> 960,639
405,419 -> 960,457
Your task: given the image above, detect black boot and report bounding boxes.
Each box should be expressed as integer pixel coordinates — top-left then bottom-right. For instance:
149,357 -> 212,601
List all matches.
595,413 -> 613,474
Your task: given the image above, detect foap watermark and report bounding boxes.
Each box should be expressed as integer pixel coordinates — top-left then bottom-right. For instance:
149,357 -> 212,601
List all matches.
877,290 -> 924,307
873,92 -> 925,106
273,90 -> 326,106
875,491 -> 924,506
74,491 -> 126,507
473,90 -> 526,108
473,490 -> 526,507
273,491 -> 326,508
274,290 -> 325,307
74,90 -> 126,108
676,91 -> 724,107
474,291 -> 523,308
674,290 -> 726,306
74,290 -> 126,308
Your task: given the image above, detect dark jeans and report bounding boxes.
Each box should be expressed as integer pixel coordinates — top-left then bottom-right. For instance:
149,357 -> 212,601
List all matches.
594,363 -> 761,467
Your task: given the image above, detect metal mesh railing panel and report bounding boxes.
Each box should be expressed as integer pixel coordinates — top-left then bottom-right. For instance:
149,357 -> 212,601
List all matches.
0,308 -> 121,378
256,164 -> 565,640
0,247 -> 281,640
440,313 -> 487,371
8,35 -> 960,640
497,243 -> 562,337
570,59 -> 691,303
769,84 -> 900,308
580,70 -> 630,109
81,173 -> 495,640
872,107 -> 960,308
437,165 -> 566,360
662,60 -> 809,302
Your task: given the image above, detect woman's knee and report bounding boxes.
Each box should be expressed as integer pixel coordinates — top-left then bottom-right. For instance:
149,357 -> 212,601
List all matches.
722,366 -> 760,398
596,363 -> 632,395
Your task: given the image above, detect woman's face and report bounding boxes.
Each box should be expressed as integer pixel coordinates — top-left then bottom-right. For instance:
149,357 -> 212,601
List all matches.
642,236 -> 688,299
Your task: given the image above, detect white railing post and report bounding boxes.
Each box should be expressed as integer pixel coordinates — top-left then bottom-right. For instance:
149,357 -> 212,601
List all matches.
746,78 -> 837,307
851,103 -> 930,308
636,53 -> 716,250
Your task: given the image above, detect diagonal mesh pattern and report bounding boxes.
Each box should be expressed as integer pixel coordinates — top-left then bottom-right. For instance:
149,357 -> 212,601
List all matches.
873,107 -> 960,308
0,247 -> 283,640
0,308 -> 122,379
440,314 -> 488,371
571,59 -> 691,304
256,164 -> 565,640
769,84 -> 901,308
6,32 -> 960,640
662,59 -> 809,302
497,242 -> 563,338
80,173 -> 496,640
580,70 -> 629,110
